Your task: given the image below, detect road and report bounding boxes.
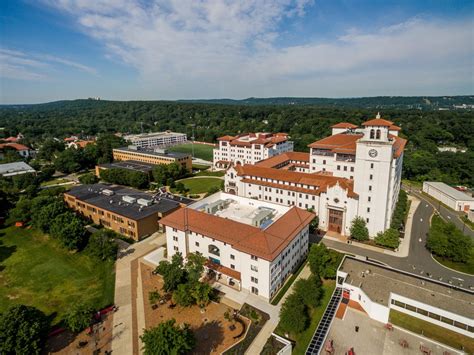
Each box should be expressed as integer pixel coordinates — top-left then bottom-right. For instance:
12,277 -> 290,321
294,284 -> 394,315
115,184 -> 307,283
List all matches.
322,190 -> 474,291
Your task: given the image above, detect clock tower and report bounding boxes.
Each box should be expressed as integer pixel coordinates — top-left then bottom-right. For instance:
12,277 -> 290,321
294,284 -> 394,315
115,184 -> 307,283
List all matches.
354,113 -> 397,235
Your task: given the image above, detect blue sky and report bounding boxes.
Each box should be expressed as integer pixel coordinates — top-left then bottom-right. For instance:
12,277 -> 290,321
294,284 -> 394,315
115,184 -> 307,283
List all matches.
0,0 -> 473,104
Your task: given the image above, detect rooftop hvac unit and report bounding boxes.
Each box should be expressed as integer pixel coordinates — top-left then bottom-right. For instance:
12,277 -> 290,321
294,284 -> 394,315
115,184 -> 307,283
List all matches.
122,195 -> 137,204
102,189 -> 114,196
137,198 -> 153,206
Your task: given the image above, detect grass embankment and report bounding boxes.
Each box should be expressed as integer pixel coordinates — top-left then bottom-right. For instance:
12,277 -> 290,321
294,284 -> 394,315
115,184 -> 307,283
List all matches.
389,310 -> 474,353
173,177 -> 223,194
433,255 -> 474,275
40,178 -> 70,186
275,280 -> 336,355
270,260 -> 307,305
168,143 -> 214,161
0,226 -> 115,324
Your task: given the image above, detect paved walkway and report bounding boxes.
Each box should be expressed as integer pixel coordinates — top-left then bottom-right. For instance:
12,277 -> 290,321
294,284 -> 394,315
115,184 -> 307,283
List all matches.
111,233 -> 165,355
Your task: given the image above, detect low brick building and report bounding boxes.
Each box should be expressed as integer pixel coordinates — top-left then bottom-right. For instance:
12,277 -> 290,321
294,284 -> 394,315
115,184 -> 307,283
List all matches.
113,146 -> 192,171
64,184 -> 189,240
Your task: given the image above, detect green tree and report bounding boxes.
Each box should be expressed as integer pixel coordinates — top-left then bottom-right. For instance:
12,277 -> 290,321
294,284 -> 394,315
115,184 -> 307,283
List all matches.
374,228 -> 400,249
38,138 -> 65,161
155,253 -> 186,292
79,173 -> 98,185
140,319 -> 195,355
191,282 -> 213,307
307,208 -> 319,233
85,229 -> 118,261
293,275 -> 323,309
350,216 -> 369,241
308,243 -> 342,279
185,252 -> 206,284
0,305 -> 49,355
96,134 -> 125,164
50,212 -> 87,250
148,290 -> 161,308
172,283 -> 195,307
7,197 -> 31,224
279,293 -> 308,334
0,149 -> 23,163
64,303 -> 93,333
33,200 -> 66,232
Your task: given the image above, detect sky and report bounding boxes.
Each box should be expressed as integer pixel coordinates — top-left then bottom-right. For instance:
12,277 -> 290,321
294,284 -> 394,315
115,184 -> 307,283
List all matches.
0,0 -> 473,104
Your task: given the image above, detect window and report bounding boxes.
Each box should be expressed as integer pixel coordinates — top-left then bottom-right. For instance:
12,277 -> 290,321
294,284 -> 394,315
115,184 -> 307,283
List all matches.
251,287 -> 258,295
376,129 -> 381,139
367,207 -> 370,213
173,236 -> 178,241
370,129 -> 375,139
251,265 -> 258,272
323,160 -> 326,165
230,254 -> 235,260
337,165 -> 340,170
208,244 -> 220,256
369,174 -> 373,180
230,264 -> 235,269
405,304 -> 416,312
251,277 -> 258,284
417,308 -> 429,316
370,163 -> 374,169
344,166 -> 347,171
173,246 -> 178,251
366,218 -> 369,223
350,167 -> 354,172
251,255 -> 258,261
369,185 -> 372,191
195,241 -> 199,247
173,228 -> 177,232
368,196 -> 371,202
428,313 -> 441,321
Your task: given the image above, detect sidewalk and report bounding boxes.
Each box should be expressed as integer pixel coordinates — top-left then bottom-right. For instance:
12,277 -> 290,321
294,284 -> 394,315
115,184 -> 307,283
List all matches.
324,195 -> 420,258
111,233 -> 164,355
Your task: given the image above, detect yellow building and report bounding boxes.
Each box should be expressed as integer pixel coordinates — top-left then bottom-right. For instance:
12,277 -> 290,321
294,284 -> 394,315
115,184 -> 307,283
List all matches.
113,147 -> 192,171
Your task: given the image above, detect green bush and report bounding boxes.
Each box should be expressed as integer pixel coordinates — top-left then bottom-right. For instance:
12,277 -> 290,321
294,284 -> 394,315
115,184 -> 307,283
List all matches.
308,243 -> 343,279
374,228 -> 400,249
350,216 -> 369,241
64,303 -> 93,333
85,229 -> 119,261
79,173 -> 98,185
391,190 -> 408,230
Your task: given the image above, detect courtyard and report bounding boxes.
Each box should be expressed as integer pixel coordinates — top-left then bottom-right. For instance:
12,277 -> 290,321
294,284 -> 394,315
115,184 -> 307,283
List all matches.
140,263 -> 250,354
326,307 -> 462,355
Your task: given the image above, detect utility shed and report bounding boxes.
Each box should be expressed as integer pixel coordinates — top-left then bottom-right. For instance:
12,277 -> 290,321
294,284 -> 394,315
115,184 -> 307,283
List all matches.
423,181 -> 474,212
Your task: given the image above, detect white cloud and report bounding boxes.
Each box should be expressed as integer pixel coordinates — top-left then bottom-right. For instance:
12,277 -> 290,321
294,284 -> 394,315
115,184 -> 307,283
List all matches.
0,48 -> 97,81
40,1 -> 474,97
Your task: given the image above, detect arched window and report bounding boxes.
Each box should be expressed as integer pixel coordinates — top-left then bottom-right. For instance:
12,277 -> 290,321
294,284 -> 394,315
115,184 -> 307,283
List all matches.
370,129 -> 375,139
209,244 -> 220,256
376,129 -> 381,139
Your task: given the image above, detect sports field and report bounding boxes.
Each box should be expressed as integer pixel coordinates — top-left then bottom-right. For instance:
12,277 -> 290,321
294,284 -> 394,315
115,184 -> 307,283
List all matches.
168,143 -> 215,161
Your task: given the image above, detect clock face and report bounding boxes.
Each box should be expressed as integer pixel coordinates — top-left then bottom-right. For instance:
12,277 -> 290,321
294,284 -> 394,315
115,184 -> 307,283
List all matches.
368,149 -> 378,158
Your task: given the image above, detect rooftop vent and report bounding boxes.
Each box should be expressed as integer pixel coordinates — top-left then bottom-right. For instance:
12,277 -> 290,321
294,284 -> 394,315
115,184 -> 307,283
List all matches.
102,189 -> 114,196
137,198 -> 153,207
122,195 -> 137,204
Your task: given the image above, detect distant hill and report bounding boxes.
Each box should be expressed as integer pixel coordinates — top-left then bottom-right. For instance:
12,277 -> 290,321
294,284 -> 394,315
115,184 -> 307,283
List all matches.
178,96 -> 474,110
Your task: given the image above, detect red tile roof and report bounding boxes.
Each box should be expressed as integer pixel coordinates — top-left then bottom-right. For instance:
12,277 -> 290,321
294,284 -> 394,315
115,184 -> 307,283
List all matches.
205,260 -> 241,280
255,152 -> 309,169
331,122 -> 358,129
160,206 -> 315,261
389,125 -> 401,131
235,164 -> 358,198
362,118 -> 394,127
308,133 -> 363,154
216,133 -> 290,148
390,134 -> 407,158
0,143 -> 30,151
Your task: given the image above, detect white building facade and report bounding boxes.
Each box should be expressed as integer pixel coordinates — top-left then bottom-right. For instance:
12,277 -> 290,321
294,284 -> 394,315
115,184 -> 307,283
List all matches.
423,181 -> 474,212
337,257 -> 474,338
224,115 -> 407,237
124,131 -> 187,149
213,133 -> 293,168
160,192 -> 314,301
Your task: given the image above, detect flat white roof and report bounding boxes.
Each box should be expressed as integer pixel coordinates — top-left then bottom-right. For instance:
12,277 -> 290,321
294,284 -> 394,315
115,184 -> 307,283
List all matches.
189,192 -> 289,228
124,131 -> 186,140
423,181 -> 474,202
0,161 -> 35,176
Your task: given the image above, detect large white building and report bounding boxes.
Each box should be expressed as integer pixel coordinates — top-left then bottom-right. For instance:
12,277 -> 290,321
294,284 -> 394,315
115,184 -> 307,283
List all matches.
160,192 -> 314,300
124,131 -> 187,149
337,257 -> 473,337
224,114 -> 407,237
423,181 -> 474,212
213,132 -> 294,168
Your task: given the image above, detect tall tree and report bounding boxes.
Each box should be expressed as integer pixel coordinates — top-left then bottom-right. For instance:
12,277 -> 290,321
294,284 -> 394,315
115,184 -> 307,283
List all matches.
140,319 -> 195,355
350,216 -> 369,241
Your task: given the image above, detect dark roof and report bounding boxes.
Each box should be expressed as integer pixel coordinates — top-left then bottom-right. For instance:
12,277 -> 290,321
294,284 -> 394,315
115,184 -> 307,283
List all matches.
114,147 -> 190,159
98,160 -> 154,173
65,184 -> 181,220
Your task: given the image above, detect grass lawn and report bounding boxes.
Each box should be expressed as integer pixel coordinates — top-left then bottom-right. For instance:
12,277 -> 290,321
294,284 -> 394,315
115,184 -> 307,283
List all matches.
433,255 -> 474,275
0,226 -> 115,324
168,143 -> 215,161
173,177 -> 223,194
389,309 -> 474,353
275,280 -> 336,355
195,170 -> 225,177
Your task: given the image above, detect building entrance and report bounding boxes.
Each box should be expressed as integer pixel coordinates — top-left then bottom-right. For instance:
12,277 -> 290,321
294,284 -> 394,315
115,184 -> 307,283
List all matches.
328,209 -> 343,233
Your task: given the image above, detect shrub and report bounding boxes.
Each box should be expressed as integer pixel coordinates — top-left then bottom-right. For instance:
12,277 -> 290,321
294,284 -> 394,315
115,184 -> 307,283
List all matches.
350,216 -> 369,241
374,228 -> 400,249
391,190 -> 408,230
79,173 -> 98,185
64,303 -> 93,333
140,319 -> 195,355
